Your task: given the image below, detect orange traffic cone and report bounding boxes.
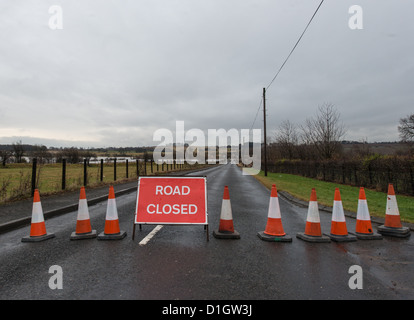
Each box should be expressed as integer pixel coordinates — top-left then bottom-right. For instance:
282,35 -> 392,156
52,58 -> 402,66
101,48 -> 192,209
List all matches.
350,187 -> 382,240
296,188 -> 330,242
378,184 -> 410,238
213,186 -> 240,239
21,189 -> 55,242
257,184 -> 292,242
70,187 -> 97,240
97,186 -> 126,240
325,188 -> 356,242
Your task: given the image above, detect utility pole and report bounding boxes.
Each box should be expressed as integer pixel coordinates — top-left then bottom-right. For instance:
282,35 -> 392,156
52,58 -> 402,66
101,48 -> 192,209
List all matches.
263,88 -> 268,176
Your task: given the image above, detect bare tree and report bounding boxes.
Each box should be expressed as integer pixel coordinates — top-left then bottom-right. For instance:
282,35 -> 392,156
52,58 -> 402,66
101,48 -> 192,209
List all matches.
12,140 -> 25,163
32,145 -> 52,164
0,149 -> 11,166
398,114 -> 414,142
274,120 -> 299,159
300,103 -> 346,160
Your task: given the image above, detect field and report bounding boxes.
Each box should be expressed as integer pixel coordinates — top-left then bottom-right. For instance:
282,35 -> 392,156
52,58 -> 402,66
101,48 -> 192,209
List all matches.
0,161 -> 206,204
254,171 -> 414,223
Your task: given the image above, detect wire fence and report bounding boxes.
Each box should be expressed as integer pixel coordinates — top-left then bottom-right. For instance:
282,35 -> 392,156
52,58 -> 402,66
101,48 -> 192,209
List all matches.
265,157 -> 414,196
0,158 -> 207,203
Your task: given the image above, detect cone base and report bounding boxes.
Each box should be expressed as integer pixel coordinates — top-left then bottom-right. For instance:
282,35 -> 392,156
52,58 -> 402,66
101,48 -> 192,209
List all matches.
296,232 -> 330,243
377,225 -> 411,238
257,231 -> 292,242
97,230 -> 126,240
213,229 -> 240,239
70,230 -> 97,240
324,233 -> 357,242
21,233 -> 55,242
349,231 -> 383,240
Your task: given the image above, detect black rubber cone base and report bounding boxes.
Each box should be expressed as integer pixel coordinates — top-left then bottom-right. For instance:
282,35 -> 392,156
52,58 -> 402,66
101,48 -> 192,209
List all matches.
324,233 -> 357,242
349,231 -> 383,240
97,230 -> 127,240
70,230 -> 97,240
21,233 -> 55,242
213,229 -> 240,239
296,232 -> 330,243
257,231 -> 292,242
377,225 -> 411,238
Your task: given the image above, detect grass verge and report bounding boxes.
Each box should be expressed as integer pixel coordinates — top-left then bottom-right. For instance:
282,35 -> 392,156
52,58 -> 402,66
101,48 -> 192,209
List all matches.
253,171 -> 414,224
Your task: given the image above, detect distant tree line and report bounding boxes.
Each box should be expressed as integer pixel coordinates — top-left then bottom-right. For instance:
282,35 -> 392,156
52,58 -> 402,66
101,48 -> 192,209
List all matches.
0,143 -> 155,166
265,105 -> 414,195
268,105 -> 413,162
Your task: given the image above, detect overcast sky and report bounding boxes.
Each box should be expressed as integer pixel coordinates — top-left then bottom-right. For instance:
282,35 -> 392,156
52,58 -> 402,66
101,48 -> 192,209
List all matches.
0,0 -> 413,148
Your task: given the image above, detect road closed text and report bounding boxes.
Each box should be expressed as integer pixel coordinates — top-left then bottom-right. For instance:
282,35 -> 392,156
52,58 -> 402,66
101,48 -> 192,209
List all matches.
147,185 -> 197,214
147,203 -> 198,215
135,177 -> 207,224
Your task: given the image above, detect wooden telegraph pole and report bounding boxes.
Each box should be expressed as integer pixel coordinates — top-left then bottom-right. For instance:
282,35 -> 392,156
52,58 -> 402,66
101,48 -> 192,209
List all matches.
263,88 -> 268,176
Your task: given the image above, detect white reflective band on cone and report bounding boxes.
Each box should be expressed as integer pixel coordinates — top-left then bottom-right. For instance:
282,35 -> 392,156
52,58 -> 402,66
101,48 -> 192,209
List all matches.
220,200 -> 232,220
77,199 -> 90,221
268,197 -> 281,219
357,199 -> 371,221
31,202 -> 44,223
306,201 -> 320,223
106,198 -> 119,220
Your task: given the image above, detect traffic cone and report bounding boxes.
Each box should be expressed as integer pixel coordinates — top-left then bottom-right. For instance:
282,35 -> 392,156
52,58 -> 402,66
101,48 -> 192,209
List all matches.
325,188 -> 356,242
296,188 -> 330,243
21,189 -> 55,242
213,186 -> 240,239
70,187 -> 97,240
257,184 -> 292,242
97,186 -> 126,240
377,184 -> 410,238
350,187 -> 382,240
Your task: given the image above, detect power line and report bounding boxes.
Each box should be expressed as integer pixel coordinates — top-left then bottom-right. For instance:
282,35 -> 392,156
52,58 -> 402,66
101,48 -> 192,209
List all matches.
266,0 -> 325,91
250,98 -> 263,130
249,0 -> 325,130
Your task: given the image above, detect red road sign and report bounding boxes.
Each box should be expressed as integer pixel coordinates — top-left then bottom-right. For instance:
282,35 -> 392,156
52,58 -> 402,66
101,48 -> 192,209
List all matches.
134,176 -> 207,225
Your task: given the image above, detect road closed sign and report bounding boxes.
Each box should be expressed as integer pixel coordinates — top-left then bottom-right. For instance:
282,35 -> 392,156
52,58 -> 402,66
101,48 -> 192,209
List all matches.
134,176 -> 207,225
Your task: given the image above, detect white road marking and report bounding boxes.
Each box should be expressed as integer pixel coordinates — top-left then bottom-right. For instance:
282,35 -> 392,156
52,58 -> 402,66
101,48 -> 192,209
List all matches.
139,225 -> 163,246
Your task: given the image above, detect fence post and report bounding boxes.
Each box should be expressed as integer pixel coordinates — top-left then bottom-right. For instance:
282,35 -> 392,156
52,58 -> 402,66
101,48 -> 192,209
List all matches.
100,159 -> 104,182
410,167 -> 414,196
31,158 -> 37,196
126,159 -> 129,178
354,165 -> 358,186
83,159 -> 87,186
368,163 -> 373,186
136,159 -> 140,177
62,159 -> 66,190
114,158 -> 117,181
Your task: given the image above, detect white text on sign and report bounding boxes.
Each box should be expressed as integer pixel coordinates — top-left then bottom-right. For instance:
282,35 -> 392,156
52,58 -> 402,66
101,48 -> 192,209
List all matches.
155,185 -> 190,196
147,204 -> 197,215
148,185 -> 197,215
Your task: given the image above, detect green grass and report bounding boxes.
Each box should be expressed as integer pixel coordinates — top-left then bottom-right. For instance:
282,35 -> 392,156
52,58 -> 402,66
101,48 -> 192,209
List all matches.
254,171 -> 414,223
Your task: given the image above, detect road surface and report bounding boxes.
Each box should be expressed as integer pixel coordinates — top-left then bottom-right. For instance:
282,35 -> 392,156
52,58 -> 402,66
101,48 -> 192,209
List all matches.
0,164 -> 413,302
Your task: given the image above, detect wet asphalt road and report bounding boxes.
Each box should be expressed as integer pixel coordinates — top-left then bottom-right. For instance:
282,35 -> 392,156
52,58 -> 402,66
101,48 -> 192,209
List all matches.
0,163 -> 413,300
